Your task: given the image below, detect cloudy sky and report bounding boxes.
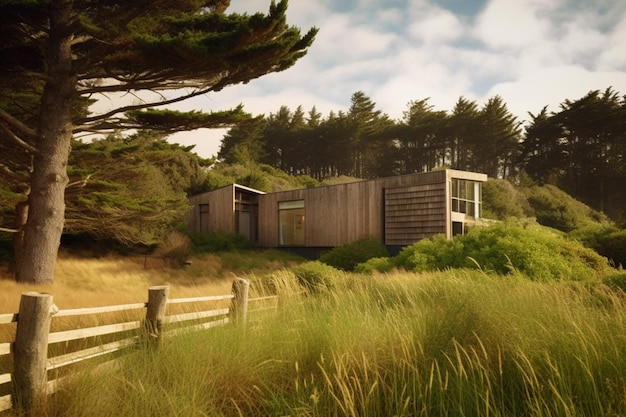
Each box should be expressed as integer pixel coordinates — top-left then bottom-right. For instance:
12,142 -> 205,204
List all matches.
166,0 -> 626,158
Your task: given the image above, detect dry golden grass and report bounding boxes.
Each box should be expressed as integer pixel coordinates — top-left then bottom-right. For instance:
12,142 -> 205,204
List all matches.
0,253 -> 235,314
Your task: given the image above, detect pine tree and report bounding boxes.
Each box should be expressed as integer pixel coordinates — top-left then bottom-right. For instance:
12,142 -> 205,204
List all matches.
0,0 -> 316,284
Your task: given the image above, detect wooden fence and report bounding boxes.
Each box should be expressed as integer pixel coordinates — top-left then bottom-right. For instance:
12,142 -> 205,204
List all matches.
0,278 -> 277,415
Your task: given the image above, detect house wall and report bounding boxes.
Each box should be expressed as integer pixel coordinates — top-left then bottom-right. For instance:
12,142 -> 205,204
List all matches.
187,169 -> 488,250
187,185 -> 235,234
257,170 -> 459,248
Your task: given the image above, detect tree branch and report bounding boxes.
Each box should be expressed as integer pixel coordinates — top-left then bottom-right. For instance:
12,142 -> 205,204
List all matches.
0,109 -> 38,146
75,85 -> 221,132
0,162 -> 30,184
0,122 -> 39,154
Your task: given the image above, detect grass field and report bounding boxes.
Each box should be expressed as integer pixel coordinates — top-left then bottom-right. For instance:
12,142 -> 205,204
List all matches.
3,255 -> 626,416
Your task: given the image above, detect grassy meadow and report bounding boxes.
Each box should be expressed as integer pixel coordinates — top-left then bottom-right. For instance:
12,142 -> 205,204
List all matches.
2,251 -> 626,416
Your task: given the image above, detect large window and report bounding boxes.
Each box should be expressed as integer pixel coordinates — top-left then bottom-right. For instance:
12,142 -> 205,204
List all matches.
278,200 -> 305,246
451,179 -> 481,217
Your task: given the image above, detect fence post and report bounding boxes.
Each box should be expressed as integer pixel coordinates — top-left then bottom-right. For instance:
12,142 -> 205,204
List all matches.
13,292 -> 57,415
145,286 -> 169,347
230,278 -> 250,327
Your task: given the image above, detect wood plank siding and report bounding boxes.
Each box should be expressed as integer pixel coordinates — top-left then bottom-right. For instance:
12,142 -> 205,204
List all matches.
188,169 -> 487,249
384,183 -> 448,245
187,185 -> 236,234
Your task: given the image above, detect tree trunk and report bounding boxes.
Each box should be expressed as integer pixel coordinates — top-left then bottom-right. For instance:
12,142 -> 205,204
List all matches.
15,0 -> 75,285
10,201 -> 28,275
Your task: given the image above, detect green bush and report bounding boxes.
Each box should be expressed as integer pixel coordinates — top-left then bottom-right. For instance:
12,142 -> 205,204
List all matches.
598,229 -> 626,268
603,272 -> 626,293
190,231 -> 250,253
367,222 -> 611,281
482,178 -> 531,220
523,185 -> 608,232
292,261 -> 342,293
319,238 -> 390,271
354,257 -> 395,274
568,225 -> 625,268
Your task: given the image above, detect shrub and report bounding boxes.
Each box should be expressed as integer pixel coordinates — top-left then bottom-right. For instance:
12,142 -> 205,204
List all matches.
354,257 -> 395,274
319,238 -> 390,271
292,261 -> 342,293
603,272 -> 626,293
568,225 -> 625,268
598,229 -> 626,268
482,178 -> 531,220
366,223 -> 611,281
393,234 -> 466,272
523,185 -> 607,232
190,231 -> 250,253
153,231 -> 192,267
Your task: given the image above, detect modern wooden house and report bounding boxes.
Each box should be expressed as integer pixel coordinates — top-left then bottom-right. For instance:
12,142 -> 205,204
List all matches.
187,169 -> 488,255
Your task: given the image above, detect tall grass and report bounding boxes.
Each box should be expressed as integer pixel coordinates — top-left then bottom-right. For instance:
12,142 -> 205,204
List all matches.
25,269 -> 626,417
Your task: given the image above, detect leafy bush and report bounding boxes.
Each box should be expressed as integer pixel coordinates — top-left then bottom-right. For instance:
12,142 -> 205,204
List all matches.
603,272 -> 626,293
568,224 -> 625,268
523,185 -> 608,232
319,238 -> 390,271
354,257 -> 395,274
599,229 -> 626,268
482,178 -> 531,220
292,261 -> 342,293
367,222 -> 610,281
190,231 -> 250,253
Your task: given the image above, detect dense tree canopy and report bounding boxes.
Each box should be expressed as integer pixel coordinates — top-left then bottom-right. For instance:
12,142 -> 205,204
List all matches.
216,88 -> 625,221
0,0 -> 316,283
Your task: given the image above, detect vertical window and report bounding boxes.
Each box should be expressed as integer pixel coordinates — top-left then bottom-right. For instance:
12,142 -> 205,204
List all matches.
452,180 -> 481,217
278,200 -> 305,246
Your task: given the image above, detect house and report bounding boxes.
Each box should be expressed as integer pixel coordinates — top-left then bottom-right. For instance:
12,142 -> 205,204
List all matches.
187,169 -> 488,256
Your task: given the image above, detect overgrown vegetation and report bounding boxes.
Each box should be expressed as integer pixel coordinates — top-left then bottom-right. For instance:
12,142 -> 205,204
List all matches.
357,221 -> 612,281
24,270 -> 626,417
319,238 -> 389,271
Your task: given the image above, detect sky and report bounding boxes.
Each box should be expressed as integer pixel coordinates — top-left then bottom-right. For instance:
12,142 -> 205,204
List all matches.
161,0 -> 626,158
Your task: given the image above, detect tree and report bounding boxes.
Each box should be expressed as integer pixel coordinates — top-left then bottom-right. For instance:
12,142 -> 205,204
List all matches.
397,99 -> 449,173
0,0 -> 317,284
520,88 -> 626,220
65,132 -> 203,246
476,96 -> 522,179
447,97 -> 481,170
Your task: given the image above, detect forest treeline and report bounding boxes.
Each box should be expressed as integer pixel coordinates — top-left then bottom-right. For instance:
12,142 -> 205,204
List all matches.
219,88 -> 626,221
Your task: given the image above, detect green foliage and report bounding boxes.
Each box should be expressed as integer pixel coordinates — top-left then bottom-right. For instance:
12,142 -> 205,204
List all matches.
371,222 -> 610,281
599,229 -> 626,268
319,238 -> 390,271
292,261 -> 343,293
524,185 -> 582,232
482,178 -> 531,220
63,134 -> 197,246
239,170 -> 270,192
603,271 -> 626,293
189,231 -> 250,253
354,256 -> 395,274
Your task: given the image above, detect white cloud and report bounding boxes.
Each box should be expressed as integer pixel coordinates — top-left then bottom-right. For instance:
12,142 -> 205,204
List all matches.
473,0 -> 559,50
407,1 -> 466,44
486,65 -> 626,122
597,17 -> 626,71
148,0 -> 626,159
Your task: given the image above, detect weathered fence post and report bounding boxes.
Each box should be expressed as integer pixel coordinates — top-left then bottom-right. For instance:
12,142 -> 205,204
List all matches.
230,278 -> 250,327
145,286 -> 169,347
13,292 -> 57,415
